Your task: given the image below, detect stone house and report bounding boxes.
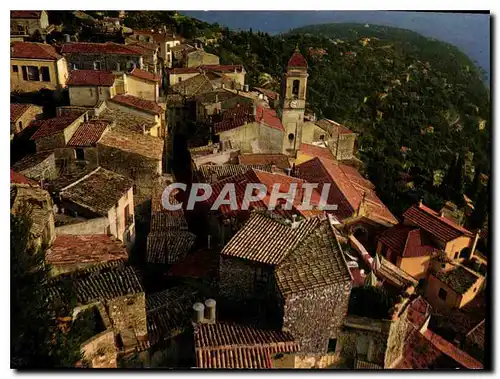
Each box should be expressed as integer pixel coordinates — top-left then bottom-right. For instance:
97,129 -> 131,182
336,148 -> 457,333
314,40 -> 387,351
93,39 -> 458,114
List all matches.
424,263 -> 485,311
61,42 -> 145,73
376,201 -> 478,279
301,119 -> 358,161
58,167 -> 136,248
11,42 -> 69,93
29,111 -> 88,153
107,94 -> 165,138
67,70 -> 117,107
238,153 -> 291,173
97,130 -> 164,213
125,68 -> 161,102
10,11 -> 49,40
129,29 -> 182,68
10,176 -> 56,249
219,213 -> 352,355
185,50 -> 220,68
170,43 -> 196,66
10,102 -> 43,138
125,41 -> 160,74
254,87 -> 280,109
203,65 -> 246,89
296,156 -> 398,248
194,89 -> 238,124
168,67 -> 202,86
59,120 -> 112,168
12,150 -> 57,182
45,234 -> 129,276
214,103 -> 285,154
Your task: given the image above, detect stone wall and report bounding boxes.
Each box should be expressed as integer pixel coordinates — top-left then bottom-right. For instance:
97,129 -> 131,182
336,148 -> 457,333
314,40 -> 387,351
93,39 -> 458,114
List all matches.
282,282 -> 352,354
11,104 -> 43,135
55,217 -> 109,235
258,122 -> 284,153
19,152 -> 57,181
81,329 -> 118,368
64,53 -> 142,73
328,134 -> 356,161
186,51 -> 220,67
106,293 -> 148,340
338,325 -> 389,367
69,85 -> 114,107
57,146 -> 99,168
125,75 -> 158,102
106,101 -> 160,128
35,132 -> 66,152
294,353 -> 340,369
384,306 -> 412,368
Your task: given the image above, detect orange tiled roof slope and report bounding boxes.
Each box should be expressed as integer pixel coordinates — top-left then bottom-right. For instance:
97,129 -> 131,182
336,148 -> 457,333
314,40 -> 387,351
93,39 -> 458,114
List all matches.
195,322 -> 299,369
11,11 -> 43,19
61,42 -> 143,56
403,203 -> 474,242
11,42 -> 62,60
97,130 -> 164,160
299,143 -> 335,161
238,153 -> 290,171
129,68 -> 161,82
67,70 -> 116,86
11,103 -> 32,123
30,116 -> 78,140
110,94 -> 163,115
46,235 -> 128,266
378,224 -> 438,258
67,120 -> 109,147
296,157 -> 398,225
10,169 -> 38,186
287,49 -> 308,68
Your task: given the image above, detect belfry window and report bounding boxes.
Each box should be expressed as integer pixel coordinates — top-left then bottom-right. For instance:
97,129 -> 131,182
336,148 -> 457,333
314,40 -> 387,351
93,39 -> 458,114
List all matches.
292,80 -> 300,97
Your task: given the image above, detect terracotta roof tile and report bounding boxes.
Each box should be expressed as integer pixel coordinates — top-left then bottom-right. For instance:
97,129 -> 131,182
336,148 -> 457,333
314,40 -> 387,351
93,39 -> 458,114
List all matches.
12,151 -> 54,173
378,224 -> 437,258
377,256 -> 419,289
110,94 -> 163,115
46,235 -> 128,266
30,116 -> 79,140
276,221 -> 351,295
129,68 -> 161,82
11,103 -> 31,122
10,169 -> 38,186
355,360 -> 382,369
287,50 -> 308,68
11,10 -> 42,19
254,87 -> 279,101
145,231 -> 196,264
196,164 -> 272,183
299,143 -> 335,161
406,296 -> 431,329
97,130 -> 163,161
11,41 -> 62,60
60,167 -> 133,216
315,119 -> 354,135
239,154 -> 290,170
394,329 -> 443,369
432,265 -> 481,294
221,213 -> 321,265
169,67 -> 201,74
256,106 -> 284,132
67,120 -> 109,147
465,320 -> 485,352
98,107 -> 156,135
170,73 -> 214,98
403,203 -> 474,242
195,323 -> 298,369
200,64 -> 245,73
61,42 -> 143,55
67,70 -> 116,86
168,249 -> 219,280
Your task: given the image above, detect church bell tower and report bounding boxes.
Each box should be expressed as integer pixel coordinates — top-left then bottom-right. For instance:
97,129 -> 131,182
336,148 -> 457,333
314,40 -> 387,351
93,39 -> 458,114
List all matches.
280,47 -> 308,157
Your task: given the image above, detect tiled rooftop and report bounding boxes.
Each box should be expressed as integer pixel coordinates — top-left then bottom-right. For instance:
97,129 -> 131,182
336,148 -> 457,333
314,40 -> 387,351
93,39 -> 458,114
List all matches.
10,169 -> 38,186
196,164 -> 272,184
98,129 -> 164,161
150,211 -> 188,233
432,265 -> 481,294
67,70 -> 116,86
169,73 -> 214,98
128,67 -> 161,82
238,154 -> 290,171
296,157 -> 398,224
67,120 -> 109,147
11,103 -> 32,122
377,256 -> 419,289
299,143 -> 335,161
11,42 -> 62,60
378,224 -> 437,258
221,212 -> 321,265
287,49 -> 308,68
98,107 -> 157,135
195,323 -> 298,369
110,94 -> 163,115
403,203 -> 474,242
46,234 -> 128,266
315,119 -> 355,135
145,231 -> 196,264
276,220 -> 351,295
254,87 -> 279,101
60,167 -> 133,216
12,151 -> 54,173
30,116 -> 79,140
11,10 -> 43,19
61,42 -> 143,55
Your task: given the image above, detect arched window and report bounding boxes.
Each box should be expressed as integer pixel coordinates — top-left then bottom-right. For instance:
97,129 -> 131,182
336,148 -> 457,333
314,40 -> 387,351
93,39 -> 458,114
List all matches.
292,79 -> 300,97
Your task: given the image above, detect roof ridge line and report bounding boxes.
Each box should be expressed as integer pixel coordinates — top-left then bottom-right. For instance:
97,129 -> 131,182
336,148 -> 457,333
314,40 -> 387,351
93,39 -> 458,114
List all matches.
60,166 -> 101,192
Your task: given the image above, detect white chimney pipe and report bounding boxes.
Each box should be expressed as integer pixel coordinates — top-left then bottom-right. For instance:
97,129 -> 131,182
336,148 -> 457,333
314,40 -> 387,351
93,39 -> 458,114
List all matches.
204,299 -> 216,324
193,303 -> 205,323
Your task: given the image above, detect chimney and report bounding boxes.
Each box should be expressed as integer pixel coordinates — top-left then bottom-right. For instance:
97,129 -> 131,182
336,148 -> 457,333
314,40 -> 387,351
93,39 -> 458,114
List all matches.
221,83 -> 225,89
439,211 -> 445,218
419,198 -> 423,207
419,314 -> 431,334
215,93 -> 219,103
204,299 -> 216,324
244,84 -> 249,92
252,104 -> 257,117
291,214 -> 300,229
64,34 -> 71,43
470,229 -> 481,257
192,302 -> 205,323
285,168 -> 291,176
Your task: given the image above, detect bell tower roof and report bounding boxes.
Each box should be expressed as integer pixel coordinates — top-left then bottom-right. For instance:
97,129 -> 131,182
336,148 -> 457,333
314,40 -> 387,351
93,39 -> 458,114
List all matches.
287,47 -> 308,68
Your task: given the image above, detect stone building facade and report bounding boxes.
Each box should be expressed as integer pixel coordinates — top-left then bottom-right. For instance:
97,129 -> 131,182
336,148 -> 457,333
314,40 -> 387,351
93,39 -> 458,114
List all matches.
12,151 -> 57,182
10,103 -> 43,137
185,50 -> 220,67
10,11 -> 49,38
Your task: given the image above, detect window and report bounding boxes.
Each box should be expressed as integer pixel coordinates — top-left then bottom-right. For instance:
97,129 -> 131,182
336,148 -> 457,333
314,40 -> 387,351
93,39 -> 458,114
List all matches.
99,87 -> 103,95
454,252 -> 459,259
178,77 -> 183,83
288,133 -> 295,141
41,66 -> 50,82
292,79 -> 300,97
438,288 -> 447,301
22,66 -> 40,81
75,148 -> 85,160
320,134 -> 325,141
12,65 -> 18,73
116,62 -> 121,71
18,121 -> 23,130
460,247 -> 471,260
124,204 -> 130,223
89,88 -> 94,96
327,339 -> 337,353
93,61 -> 102,70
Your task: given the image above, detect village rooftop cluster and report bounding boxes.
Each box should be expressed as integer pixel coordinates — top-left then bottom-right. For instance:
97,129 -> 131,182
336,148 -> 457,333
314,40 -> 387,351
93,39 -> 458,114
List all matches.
10,11 -> 487,369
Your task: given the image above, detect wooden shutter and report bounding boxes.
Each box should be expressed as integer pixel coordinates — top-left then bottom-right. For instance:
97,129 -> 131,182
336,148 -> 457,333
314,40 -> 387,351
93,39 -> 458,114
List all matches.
41,66 -> 50,82
21,66 -> 28,81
